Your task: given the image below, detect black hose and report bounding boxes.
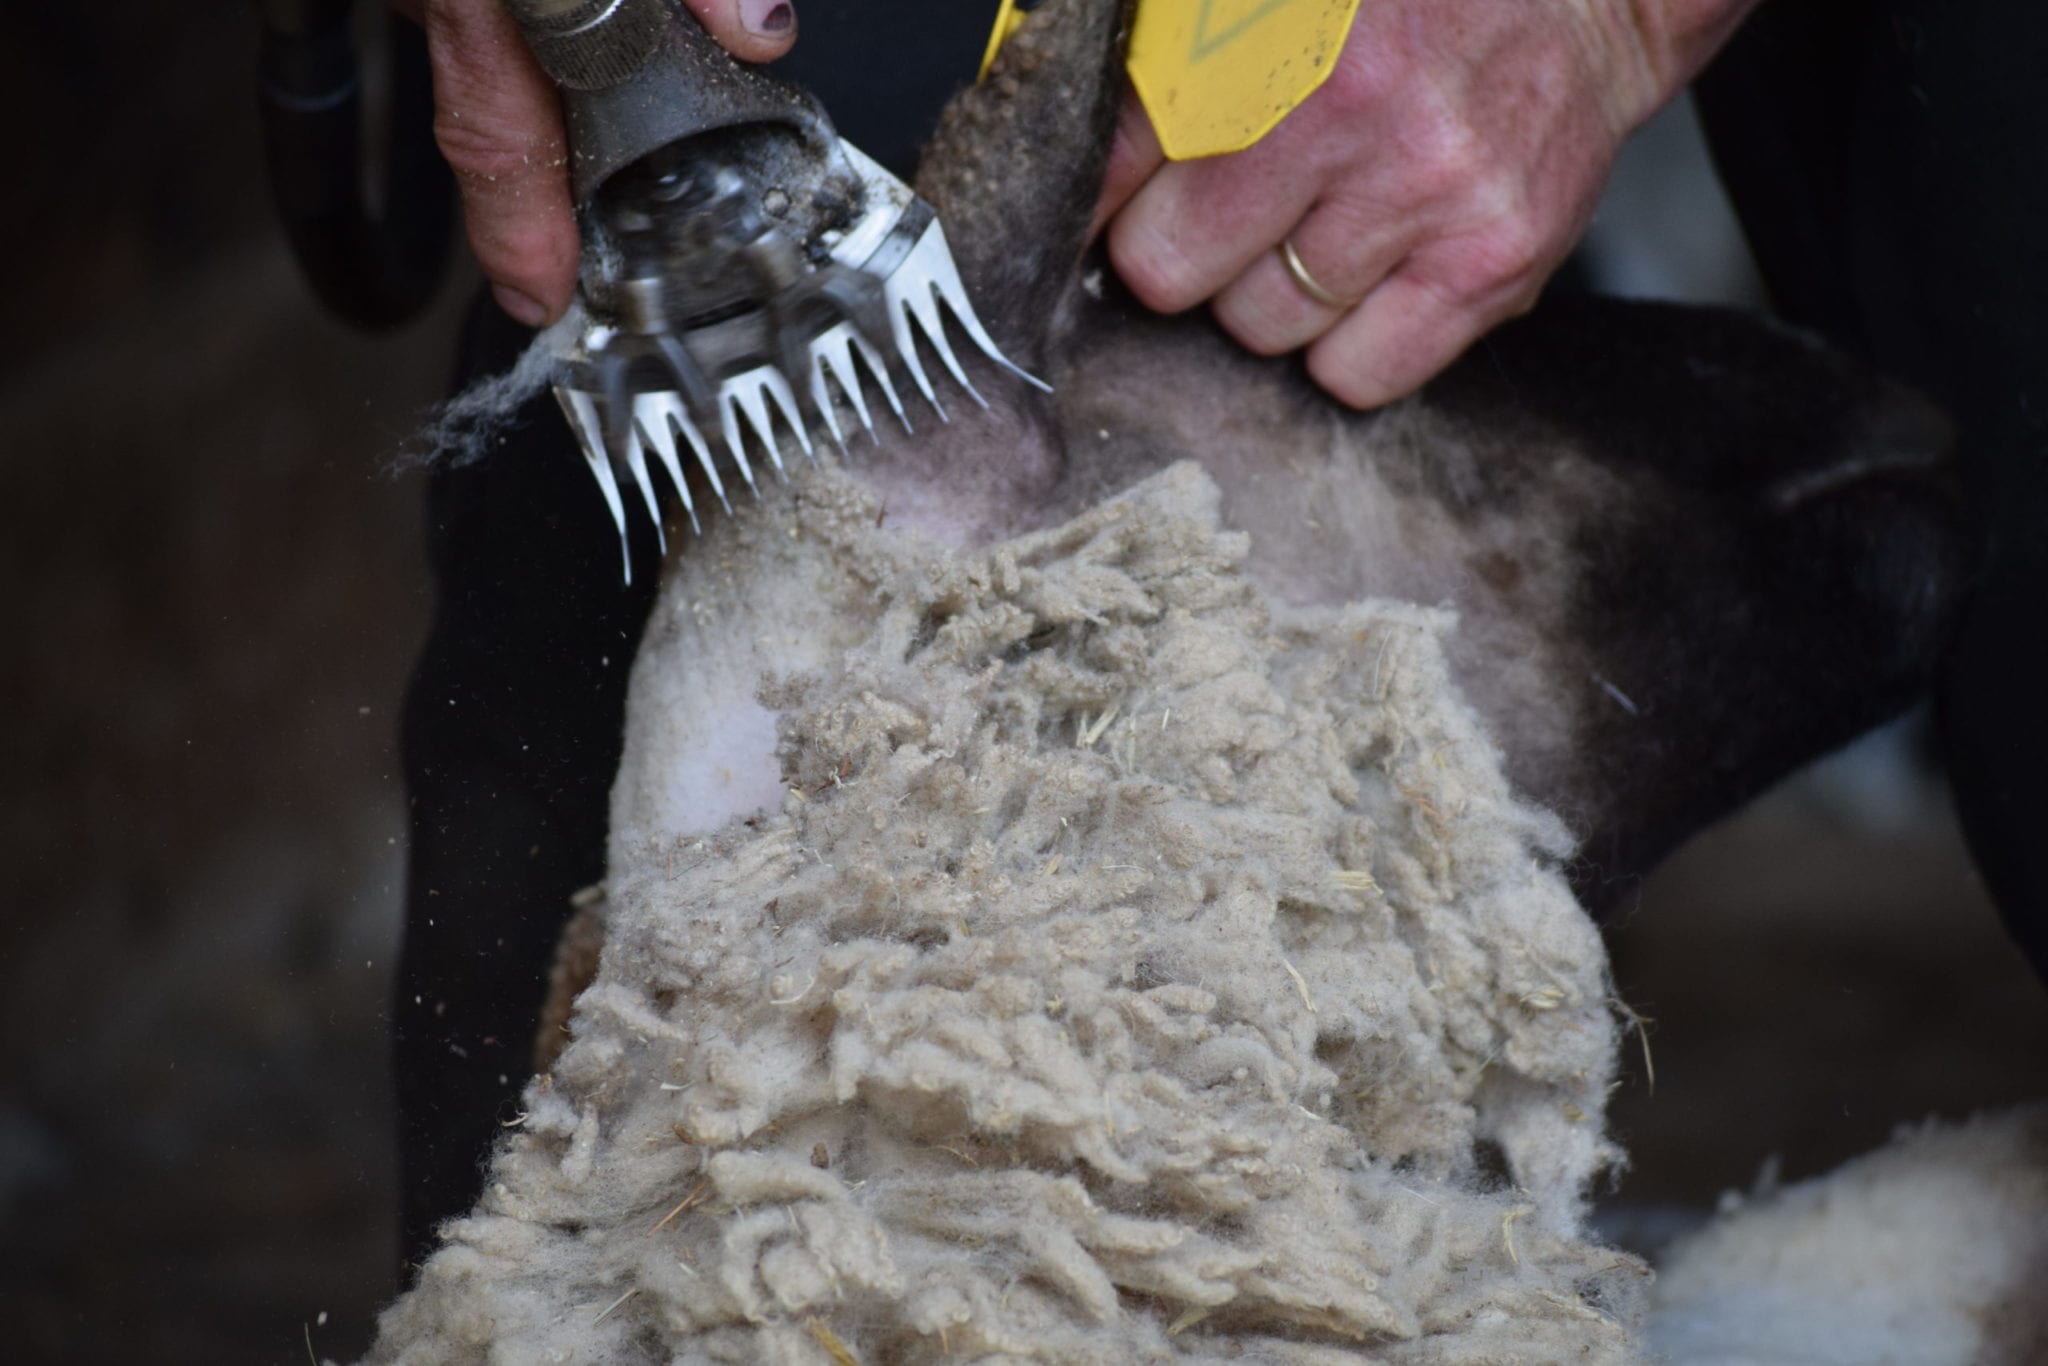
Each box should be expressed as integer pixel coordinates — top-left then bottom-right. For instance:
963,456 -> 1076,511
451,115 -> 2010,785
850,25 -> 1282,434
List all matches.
256,0 -> 453,330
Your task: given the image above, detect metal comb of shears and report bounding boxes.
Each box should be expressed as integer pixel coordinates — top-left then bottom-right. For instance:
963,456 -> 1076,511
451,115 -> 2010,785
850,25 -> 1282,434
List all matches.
503,0 -> 1047,582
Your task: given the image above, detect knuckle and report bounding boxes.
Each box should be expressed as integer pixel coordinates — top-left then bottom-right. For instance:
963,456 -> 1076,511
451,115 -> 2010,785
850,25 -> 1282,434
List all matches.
1315,46 -> 1394,122
1307,198 -> 1396,280
1306,345 -> 1391,411
1109,222 -> 1206,313
433,110 -> 548,186
1482,201 -> 1550,275
1423,191 -> 1551,297
1393,109 -> 1485,202
1215,294 -> 1305,358
1320,185 -> 1386,239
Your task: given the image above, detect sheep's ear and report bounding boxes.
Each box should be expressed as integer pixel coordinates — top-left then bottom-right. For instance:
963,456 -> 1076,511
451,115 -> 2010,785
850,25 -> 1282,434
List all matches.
915,0 -> 1134,368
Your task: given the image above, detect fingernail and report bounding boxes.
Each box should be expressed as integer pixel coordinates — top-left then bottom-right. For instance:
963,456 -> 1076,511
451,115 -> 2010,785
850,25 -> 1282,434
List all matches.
740,0 -> 794,37
492,284 -> 548,328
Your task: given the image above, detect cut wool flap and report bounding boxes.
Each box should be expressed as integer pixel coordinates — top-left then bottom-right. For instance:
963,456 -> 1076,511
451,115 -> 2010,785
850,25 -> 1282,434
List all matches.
363,464 -> 1643,1363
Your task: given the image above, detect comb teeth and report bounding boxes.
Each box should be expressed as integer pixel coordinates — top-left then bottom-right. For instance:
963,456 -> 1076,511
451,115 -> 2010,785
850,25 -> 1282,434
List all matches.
556,212 -> 1050,583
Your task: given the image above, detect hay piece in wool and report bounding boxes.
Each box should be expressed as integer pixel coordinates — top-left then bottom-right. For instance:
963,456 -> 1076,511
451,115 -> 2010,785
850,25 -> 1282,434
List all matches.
362,464 -> 1642,1363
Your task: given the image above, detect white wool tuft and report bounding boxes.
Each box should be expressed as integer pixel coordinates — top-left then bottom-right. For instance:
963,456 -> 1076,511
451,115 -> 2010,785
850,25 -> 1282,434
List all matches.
1647,1106 -> 2048,1366
363,464 -> 1641,1363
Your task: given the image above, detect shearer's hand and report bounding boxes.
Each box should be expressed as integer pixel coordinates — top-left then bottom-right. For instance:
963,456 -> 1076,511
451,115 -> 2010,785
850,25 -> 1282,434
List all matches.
1092,0 -> 1755,410
389,0 -> 798,327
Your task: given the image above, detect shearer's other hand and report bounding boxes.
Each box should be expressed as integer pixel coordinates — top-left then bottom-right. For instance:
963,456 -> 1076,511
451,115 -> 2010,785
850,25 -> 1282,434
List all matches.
1093,0 -> 1755,409
389,0 -> 798,327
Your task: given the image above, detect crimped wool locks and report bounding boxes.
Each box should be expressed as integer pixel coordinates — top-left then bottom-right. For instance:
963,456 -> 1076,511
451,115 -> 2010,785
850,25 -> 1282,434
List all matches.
364,465 -> 1643,1363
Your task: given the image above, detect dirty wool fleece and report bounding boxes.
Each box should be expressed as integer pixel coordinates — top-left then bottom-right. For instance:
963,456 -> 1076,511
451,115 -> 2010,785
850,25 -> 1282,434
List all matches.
364,464 -> 1642,1363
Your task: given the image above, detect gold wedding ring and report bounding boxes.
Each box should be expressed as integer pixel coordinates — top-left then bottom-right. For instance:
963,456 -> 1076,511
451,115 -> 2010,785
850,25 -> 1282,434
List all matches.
1281,239 -> 1352,310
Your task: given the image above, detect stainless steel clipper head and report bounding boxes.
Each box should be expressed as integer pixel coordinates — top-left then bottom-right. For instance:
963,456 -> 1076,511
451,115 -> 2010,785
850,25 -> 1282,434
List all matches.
502,0 -> 1049,580
550,140 -> 1049,583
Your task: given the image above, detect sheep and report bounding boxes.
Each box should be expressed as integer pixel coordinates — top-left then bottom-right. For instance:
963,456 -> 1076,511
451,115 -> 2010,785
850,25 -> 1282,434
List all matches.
1646,1106 -> 2048,1365
365,1 -> 1967,1358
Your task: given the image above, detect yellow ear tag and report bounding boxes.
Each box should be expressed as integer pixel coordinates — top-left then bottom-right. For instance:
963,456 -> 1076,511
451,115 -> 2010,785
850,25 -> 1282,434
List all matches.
979,0 -> 1032,80
982,0 -> 1363,160
1129,0 -> 1362,158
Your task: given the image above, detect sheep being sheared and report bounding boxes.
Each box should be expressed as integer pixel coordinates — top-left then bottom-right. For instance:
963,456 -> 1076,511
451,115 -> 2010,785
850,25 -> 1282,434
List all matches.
364,0 -> 1964,1359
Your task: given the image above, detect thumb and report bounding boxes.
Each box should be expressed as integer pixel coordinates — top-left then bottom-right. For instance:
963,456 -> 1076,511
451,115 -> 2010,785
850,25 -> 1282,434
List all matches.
682,0 -> 800,63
